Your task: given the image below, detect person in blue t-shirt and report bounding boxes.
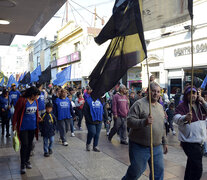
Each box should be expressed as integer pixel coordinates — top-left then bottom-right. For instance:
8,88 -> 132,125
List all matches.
37,83 -> 46,115
9,83 -> 21,107
12,86 -> 40,174
0,89 -> 12,137
9,83 -> 21,121
54,89 -> 75,146
83,96 -> 103,152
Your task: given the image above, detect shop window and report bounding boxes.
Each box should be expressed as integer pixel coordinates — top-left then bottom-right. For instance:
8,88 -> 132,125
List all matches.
170,79 -> 182,95
151,72 -> 160,83
74,41 -> 80,52
185,69 -> 207,89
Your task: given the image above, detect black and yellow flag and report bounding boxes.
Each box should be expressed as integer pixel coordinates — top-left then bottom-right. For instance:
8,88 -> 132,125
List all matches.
89,0 -> 146,99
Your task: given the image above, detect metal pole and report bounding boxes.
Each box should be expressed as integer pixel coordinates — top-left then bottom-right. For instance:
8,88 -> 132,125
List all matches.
146,58 -> 154,180
189,18 -> 194,124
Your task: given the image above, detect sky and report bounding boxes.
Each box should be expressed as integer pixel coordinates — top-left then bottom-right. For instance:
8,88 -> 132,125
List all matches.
11,0 -> 114,45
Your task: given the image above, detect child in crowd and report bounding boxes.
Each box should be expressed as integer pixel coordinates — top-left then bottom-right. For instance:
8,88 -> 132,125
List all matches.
103,102 -> 112,136
166,103 -> 176,135
39,102 -> 56,157
68,94 -> 77,131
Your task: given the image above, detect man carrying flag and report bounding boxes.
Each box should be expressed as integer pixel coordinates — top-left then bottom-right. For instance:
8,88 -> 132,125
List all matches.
173,86 -> 207,180
122,82 -> 168,180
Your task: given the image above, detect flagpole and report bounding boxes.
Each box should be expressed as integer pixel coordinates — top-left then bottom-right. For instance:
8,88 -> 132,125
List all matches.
146,58 -> 155,180
189,17 -> 194,124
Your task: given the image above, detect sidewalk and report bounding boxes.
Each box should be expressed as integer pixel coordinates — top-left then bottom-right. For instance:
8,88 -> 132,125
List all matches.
0,128 -> 207,180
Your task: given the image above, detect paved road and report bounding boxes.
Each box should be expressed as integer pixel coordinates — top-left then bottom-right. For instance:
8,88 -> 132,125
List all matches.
0,123 -> 207,180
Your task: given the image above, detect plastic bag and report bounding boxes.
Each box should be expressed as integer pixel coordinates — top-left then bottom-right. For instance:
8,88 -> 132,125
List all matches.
13,131 -> 20,152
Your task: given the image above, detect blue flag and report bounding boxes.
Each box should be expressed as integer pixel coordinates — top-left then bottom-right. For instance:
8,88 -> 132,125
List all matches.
7,74 -> 18,88
0,77 -> 4,86
201,75 -> 207,89
30,65 -> 42,83
53,66 -> 71,86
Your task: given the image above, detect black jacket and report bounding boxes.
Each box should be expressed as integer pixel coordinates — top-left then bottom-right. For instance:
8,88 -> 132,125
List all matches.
39,112 -> 56,138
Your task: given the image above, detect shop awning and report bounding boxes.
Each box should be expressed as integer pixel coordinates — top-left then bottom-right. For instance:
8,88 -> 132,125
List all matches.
0,0 -> 66,45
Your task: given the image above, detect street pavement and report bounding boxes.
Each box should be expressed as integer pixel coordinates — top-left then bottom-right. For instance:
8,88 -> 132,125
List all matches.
0,123 -> 207,180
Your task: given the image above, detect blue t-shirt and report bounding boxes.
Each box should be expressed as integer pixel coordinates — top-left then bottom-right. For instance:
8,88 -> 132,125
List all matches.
55,97 -> 72,120
20,100 -> 37,131
86,97 -> 103,121
38,91 -> 45,111
0,96 -> 11,118
9,90 -> 20,107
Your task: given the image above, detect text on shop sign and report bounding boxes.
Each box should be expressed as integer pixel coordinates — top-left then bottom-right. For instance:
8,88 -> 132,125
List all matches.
174,43 -> 207,57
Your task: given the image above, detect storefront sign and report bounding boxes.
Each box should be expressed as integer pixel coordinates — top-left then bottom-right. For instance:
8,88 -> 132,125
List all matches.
174,43 -> 207,57
57,56 -> 68,66
54,51 -> 81,67
71,51 -> 81,62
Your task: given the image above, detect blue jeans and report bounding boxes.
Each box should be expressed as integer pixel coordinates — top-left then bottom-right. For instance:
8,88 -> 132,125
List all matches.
43,136 -> 54,153
57,119 -> 73,142
204,142 -> 207,154
86,122 -> 102,147
122,141 -> 164,180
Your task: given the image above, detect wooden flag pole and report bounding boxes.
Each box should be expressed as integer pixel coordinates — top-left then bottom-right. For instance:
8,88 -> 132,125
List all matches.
146,58 -> 154,180
189,17 -> 194,124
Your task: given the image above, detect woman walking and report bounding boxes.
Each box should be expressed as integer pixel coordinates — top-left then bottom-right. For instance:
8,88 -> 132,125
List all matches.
83,96 -> 103,152
75,92 -> 85,130
12,86 -> 40,174
0,89 -> 11,137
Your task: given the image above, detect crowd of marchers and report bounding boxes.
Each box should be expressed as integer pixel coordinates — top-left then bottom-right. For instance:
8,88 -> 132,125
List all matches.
0,78 -> 207,180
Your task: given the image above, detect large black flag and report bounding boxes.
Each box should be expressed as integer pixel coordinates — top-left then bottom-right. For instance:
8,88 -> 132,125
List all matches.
38,65 -> 51,84
89,0 -> 146,99
20,72 -> 31,85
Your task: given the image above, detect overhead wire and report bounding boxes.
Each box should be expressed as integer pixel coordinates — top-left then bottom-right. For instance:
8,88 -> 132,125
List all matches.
69,2 -> 78,25
68,2 -> 91,27
70,0 -> 106,20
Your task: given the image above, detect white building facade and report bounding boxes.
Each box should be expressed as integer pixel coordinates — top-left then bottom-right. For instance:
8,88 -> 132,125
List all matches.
141,0 -> 207,96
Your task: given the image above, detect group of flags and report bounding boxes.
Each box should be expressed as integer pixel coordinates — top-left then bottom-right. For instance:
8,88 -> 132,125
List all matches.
3,65 -> 52,88
1,62 -> 73,88
89,0 -> 193,99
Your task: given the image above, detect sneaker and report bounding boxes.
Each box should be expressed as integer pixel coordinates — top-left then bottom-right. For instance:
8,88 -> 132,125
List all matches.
25,161 -> 32,169
44,152 -> 50,157
78,127 -> 83,131
106,132 -> 110,136
93,147 -> 100,152
63,142 -> 68,146
71,133 -> 75,137
49,149 -> 53,154
86,144 -> 90,151
30,151 -> 34,156
173,131 -> 176,135
120,141 -> 128,145
20,167 -> 26,174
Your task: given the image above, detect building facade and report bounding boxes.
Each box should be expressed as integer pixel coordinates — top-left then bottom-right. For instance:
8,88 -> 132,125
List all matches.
142,0 -> 207,97
50,21 -> 108,87
33,38 -> 53,71
0,44 -> 28,79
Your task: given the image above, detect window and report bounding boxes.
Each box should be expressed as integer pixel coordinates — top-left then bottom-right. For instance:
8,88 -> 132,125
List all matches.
74,41 -> 80,51
52,53 -> 56,61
